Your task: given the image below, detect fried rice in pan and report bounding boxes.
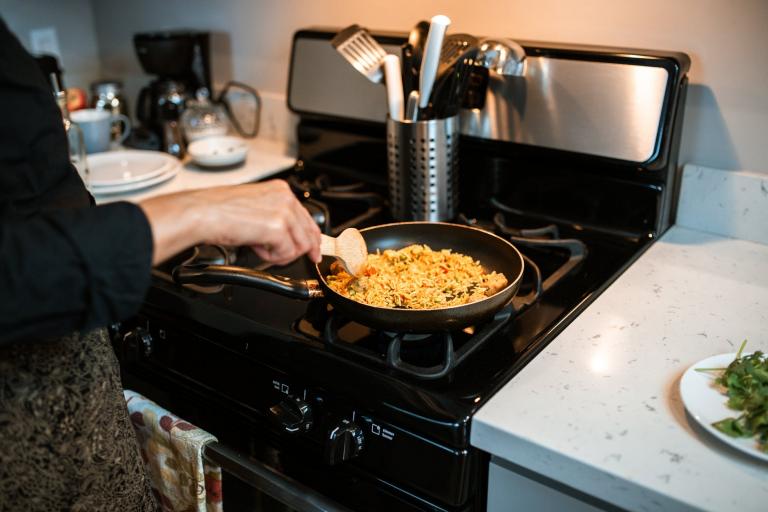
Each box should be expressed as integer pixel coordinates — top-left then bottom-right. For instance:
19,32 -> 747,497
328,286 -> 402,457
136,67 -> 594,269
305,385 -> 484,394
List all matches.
326,244 -> 508,309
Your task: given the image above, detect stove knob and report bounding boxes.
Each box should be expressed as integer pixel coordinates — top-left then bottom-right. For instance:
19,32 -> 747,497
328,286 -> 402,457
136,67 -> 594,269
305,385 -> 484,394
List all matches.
324,419 -> 364,465
269,396 -> 313,434
107,322 -> 122,341
123,327 -> 154,357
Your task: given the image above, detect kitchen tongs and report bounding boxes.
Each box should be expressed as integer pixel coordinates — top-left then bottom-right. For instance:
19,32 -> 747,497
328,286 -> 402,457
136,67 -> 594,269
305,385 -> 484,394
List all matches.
423,34 -> 479,118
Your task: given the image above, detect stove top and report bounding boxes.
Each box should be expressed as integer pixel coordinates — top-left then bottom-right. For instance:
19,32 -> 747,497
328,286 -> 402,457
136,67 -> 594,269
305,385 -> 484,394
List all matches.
142,161 -> 645,446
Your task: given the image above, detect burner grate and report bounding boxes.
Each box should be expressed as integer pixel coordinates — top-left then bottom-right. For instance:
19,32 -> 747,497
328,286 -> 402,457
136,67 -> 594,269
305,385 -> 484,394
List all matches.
298,251 -> 543,381
289,173 -> 386,235
492,212 -> 587,294
291,204 -> 595,380
457,207 -> 588,297
322,305 -> 516,380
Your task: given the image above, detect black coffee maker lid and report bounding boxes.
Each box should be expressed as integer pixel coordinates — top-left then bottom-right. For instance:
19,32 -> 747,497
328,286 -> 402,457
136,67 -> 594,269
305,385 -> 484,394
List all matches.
133,30 -> 209,78
134,29 -> 207,41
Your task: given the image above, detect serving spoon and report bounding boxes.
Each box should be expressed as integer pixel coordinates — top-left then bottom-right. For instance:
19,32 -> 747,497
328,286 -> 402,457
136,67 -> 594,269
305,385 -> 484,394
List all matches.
320,228 -> 368,276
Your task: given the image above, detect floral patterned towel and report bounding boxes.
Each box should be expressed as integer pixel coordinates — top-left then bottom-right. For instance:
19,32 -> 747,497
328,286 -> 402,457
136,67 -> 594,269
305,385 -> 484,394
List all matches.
124,389 -> 223,512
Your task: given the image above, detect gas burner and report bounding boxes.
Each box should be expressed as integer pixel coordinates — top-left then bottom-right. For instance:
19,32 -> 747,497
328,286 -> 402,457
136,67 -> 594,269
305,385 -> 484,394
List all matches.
457,207 -> 587,295
459,212 -> 560,239
194,244 -> 238,266
288,173 -> 368,197
294,257 -> 543,380
289,173 -> 386,235
490,199 -> 588,293
382,331 -> 431,341
319,306 -> 517,380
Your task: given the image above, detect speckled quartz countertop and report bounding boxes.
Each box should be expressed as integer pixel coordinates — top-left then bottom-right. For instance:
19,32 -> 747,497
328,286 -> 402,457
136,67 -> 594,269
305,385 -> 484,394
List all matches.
471,166 -> 768,511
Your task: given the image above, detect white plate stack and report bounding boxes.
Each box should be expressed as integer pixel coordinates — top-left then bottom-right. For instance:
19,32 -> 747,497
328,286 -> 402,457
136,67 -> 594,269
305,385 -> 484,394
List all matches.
88,150 -> 181,195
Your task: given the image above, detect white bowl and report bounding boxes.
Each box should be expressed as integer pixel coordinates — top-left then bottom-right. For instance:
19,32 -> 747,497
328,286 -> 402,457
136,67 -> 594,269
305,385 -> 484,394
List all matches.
187,136 -> 248,168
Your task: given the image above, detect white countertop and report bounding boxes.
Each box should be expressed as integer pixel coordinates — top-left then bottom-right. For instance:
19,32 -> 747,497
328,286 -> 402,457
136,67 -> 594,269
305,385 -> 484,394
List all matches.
94,137 -> 295,204
472,226 -> 768,511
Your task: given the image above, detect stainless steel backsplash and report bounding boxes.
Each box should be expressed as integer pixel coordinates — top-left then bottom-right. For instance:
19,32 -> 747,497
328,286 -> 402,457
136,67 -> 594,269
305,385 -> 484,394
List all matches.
288,31 -> 679,165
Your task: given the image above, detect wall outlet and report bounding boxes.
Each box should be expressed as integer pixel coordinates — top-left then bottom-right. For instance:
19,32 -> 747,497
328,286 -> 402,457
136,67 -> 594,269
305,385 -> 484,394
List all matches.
30,27 -> 61,57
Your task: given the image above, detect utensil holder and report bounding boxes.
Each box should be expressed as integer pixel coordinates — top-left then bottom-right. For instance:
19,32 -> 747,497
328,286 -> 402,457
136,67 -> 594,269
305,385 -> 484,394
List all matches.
387,115 -> 459,221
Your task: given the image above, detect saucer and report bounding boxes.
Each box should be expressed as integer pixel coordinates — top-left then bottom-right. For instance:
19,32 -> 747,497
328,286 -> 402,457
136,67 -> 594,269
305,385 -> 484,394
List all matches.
187,136 -> 248,168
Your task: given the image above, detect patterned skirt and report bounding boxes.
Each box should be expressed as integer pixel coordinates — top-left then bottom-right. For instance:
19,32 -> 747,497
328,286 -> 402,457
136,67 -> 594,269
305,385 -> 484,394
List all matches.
0,329 -> 156,511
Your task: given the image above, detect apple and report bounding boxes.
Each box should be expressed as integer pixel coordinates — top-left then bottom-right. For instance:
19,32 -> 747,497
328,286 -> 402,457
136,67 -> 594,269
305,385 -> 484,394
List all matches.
66,87 -> 87,112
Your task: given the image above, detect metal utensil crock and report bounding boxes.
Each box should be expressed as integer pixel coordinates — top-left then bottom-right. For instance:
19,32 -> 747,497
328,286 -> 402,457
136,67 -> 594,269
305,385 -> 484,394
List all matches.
386,115 -> 459,221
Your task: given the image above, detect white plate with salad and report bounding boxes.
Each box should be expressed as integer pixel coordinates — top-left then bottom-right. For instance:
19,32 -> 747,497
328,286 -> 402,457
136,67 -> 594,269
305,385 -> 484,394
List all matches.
680,343 -> 768,462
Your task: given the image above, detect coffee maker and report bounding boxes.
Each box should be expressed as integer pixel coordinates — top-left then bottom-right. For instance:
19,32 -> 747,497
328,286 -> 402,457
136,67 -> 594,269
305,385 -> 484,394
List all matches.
133,31 -> 211,151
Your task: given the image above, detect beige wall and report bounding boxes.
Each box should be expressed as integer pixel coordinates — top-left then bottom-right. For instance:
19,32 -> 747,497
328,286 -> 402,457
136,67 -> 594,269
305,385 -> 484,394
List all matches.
83,0 -> 768,172
1,0 -> 102,90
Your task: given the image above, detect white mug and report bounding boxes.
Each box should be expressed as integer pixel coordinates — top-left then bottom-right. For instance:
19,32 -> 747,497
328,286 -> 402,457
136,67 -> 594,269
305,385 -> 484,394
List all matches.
70,108 -> 131,153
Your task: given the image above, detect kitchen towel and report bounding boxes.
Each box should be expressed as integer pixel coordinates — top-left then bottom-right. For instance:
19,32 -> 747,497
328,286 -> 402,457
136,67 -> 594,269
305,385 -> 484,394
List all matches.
124,389 -> 223,512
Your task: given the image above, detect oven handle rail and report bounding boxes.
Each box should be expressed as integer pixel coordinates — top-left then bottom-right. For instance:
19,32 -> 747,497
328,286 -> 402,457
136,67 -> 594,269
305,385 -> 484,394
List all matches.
203,441 -> 353,512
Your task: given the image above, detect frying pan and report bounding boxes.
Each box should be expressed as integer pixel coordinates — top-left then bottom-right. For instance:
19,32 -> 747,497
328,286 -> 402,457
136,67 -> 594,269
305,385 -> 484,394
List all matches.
173,222 -> 524,333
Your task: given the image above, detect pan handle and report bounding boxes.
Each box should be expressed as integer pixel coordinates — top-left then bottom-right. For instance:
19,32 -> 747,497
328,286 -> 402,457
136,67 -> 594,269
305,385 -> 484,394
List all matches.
172,263 -> 323,299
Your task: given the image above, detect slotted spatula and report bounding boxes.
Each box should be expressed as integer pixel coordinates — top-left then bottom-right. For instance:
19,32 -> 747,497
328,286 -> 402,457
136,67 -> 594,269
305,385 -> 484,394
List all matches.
437,34 -> 479,76
331,24 -> 388,83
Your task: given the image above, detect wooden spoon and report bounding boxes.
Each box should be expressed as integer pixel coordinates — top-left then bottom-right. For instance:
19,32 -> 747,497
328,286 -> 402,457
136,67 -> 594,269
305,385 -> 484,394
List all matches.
320,228 -> 368,276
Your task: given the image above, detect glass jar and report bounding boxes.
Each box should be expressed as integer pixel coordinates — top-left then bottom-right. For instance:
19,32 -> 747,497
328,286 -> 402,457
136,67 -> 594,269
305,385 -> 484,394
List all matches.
180,88 -> 230,142
52,75 -> 89,188
90,80 -> 129,141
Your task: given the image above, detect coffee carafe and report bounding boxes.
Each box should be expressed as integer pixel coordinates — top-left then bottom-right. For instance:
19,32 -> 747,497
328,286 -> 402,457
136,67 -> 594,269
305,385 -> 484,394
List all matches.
137,79 -> 191,156
136,79 -> 190,129
132,30 -> 211,152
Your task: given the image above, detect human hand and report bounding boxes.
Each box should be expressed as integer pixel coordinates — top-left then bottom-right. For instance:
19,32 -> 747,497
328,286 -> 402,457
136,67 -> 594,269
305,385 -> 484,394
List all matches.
197,180 -> 322,265
140,180 -> 322,266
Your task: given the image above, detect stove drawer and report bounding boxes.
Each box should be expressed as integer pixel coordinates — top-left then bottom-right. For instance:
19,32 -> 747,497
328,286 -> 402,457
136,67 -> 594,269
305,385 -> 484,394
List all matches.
353,412 -> 478,507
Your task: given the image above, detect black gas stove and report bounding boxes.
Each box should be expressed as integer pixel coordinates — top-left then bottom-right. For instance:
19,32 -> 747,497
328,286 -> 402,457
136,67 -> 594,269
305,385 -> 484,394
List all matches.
113,30 -> 689,512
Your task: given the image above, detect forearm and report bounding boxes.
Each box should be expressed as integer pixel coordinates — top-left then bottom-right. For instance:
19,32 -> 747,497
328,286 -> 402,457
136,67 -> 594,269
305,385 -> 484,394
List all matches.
138,180 -> 322,267
138,189 -> 211,265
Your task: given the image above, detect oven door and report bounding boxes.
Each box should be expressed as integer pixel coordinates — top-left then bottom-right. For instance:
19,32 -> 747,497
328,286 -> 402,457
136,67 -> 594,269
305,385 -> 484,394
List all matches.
203,442 -> 351,512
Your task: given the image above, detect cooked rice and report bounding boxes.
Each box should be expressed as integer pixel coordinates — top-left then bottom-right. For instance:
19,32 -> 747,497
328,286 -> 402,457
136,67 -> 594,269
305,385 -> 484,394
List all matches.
326,244 -> 508,309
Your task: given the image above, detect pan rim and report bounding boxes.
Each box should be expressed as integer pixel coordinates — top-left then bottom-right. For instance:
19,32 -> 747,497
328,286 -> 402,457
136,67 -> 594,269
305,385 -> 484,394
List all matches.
316,221 -> 525,313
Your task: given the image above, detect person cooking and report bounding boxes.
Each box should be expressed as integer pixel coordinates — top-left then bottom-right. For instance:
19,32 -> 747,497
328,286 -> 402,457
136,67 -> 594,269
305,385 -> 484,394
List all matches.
0,18 -> 321,510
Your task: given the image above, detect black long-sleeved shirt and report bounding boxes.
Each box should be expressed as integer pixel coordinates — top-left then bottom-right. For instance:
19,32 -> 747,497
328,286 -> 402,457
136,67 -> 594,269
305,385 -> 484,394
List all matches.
0,18 -> 153,345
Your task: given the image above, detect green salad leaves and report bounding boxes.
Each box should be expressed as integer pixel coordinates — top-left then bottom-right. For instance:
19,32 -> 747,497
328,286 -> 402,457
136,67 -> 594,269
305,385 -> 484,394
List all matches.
697,340 -> 768,452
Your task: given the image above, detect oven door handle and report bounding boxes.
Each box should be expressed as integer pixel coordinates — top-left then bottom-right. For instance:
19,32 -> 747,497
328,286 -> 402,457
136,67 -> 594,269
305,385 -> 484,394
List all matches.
203,441 -> 353,512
